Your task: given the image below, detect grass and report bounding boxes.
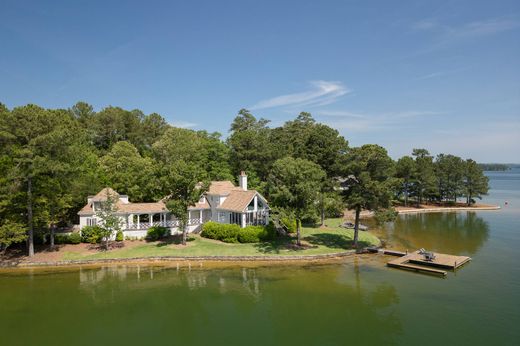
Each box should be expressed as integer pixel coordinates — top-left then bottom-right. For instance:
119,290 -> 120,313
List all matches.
61,218 -> 380,261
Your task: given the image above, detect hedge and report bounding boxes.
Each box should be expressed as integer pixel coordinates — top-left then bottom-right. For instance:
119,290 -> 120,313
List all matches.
146,226 -> 169,241
201,222 -> 276,244
54,232 -> 81,244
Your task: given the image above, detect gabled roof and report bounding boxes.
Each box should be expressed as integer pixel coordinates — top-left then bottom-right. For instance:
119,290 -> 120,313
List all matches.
206,181 -> 242,195
218,190 -> 267,213
90,187 -> 120,202
79,188 -> 211,216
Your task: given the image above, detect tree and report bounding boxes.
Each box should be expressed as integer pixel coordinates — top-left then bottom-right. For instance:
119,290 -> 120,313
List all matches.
463,159 -> 489,205
0,220 -> 27,254
100,141 -> 158,202
435,154 -> 465,203
163,162 -> 209,245
341,145 -> 395,248
227,109 -> 274,182
411,149 -> 437,205
395,156 -> 415,206
95,190 -> 122,250
268,157 -> 326,246
274,112 -> 348,177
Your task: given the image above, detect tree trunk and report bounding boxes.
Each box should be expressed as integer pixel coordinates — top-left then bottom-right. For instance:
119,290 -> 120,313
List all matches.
182,221 -> 187,246
404,182 -> 408,207
320,193 -> 325,227
50,225 -> 55,249
353,207 -> 361,249
27,176 -> 34,257
296,218 -> 301,246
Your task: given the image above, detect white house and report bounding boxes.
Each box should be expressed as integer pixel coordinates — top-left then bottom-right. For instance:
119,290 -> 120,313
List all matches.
78,172 -> 269,238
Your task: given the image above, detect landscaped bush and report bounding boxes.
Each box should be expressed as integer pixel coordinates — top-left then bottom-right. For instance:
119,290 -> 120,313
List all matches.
68,232 -> 82,244
146,226 -> 168,241
54,232 -> 81,244
201,222 -> 276,243
80,225 -> 104,244
115,230 -> 124,242
280,217 -> 297,233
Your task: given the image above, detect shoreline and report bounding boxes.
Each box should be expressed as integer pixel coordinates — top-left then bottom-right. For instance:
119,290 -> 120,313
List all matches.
396,204 -> 501,214
0,250 -> 359,270
1,205 -> 501,271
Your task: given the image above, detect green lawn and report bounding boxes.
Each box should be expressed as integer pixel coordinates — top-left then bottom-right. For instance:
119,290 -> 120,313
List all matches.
61,218 -> 380,261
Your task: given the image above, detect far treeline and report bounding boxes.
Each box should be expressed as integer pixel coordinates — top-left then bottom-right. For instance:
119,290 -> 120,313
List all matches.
478,163 -> 510,171
0,103 -> 489,255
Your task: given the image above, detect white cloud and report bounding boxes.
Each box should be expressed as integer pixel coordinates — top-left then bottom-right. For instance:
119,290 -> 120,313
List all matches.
315,109 -> 446,132
170,120 -> 197,128
250,80 -> 350,110
413,17 -> 520,43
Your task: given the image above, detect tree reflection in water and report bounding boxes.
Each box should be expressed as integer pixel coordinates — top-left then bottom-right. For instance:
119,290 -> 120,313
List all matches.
376,211 -> 490,255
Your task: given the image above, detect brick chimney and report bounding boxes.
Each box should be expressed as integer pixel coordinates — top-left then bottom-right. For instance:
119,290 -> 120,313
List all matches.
238,171 -> 248,191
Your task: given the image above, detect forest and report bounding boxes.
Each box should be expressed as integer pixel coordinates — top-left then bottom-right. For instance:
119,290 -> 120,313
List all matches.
0,102 -> 489,255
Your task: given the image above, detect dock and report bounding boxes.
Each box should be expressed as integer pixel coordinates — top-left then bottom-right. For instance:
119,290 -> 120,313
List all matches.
386,250 -> 471,276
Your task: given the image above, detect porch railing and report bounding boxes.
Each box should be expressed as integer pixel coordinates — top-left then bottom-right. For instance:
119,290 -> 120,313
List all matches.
125,218 -> 202,230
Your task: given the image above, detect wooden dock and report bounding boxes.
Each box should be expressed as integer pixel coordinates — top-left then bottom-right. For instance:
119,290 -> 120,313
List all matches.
386,250 -> 471,276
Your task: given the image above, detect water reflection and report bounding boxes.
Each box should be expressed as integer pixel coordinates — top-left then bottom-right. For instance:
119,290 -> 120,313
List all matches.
376,212 -> 490,255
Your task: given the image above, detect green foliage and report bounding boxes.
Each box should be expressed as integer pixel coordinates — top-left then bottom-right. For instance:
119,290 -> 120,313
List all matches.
280,217 -> 297,233
201,222 -> 274,243
69,232 -> 82,244
80,225 -> 104,244
201,222 -> 241,243
54,232 -> 81,244
95,190 -> 122,248
115,230 -> 124,242
374,208 -> 399,225
100,141 -> 157,202
0,220 -> 27,252
237,225 -> 275,243
146,226 -> 168,241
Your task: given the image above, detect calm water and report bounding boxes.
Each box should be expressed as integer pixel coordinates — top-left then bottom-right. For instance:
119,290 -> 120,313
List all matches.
1,170 -> 519,345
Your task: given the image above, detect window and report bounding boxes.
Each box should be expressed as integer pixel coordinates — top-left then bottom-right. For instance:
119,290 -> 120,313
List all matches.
86,218 -> 97,226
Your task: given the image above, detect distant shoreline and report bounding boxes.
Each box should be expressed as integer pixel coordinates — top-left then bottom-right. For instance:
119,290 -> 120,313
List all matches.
395,204 -> 501,214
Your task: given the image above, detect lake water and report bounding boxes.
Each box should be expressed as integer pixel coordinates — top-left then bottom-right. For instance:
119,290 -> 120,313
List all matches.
1,170 -> 519,345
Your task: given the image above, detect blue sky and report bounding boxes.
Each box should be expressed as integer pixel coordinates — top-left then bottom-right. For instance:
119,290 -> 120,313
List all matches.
1,0 -> 519,162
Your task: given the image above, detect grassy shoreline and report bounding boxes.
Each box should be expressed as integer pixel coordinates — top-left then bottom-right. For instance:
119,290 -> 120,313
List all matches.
0,219 -> 380,266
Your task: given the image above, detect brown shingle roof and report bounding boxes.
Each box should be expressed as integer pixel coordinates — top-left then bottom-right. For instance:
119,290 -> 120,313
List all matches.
78,188 -> 211,215
207,181 -> 242,195
218,190 -> 257,212
90,187 -> 120,202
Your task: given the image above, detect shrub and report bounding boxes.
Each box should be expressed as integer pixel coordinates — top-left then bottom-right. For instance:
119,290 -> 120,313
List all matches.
201,222 -> 240,243
54,233 -> 81,244
115,231 -> 124,242
146,226 -> 168,241
202,222 -> 276,243
68,232 -> 81,244
280,217 -> 297,233
80,226 -> 104,244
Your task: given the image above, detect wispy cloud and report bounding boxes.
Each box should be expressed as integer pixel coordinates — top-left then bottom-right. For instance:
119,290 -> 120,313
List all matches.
413,17 -> 520,44
315,109 -> 446,132
171,120 -> 197,129
250,80 -> 350,110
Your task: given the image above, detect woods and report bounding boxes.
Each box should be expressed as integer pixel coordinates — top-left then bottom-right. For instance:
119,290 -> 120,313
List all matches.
0,102 -> 489,255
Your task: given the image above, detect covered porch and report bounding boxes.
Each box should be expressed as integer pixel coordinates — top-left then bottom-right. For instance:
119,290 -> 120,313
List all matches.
125,210 -> 205,230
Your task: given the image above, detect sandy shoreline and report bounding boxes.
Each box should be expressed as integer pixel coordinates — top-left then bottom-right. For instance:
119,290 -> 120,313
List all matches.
0,250 -> 359,271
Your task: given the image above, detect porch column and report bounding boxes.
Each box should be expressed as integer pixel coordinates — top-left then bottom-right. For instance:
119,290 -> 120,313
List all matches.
137,214 -> 140,229
241,213 -> 246,228
149,214 -> 154,227
199,209 -> 203,223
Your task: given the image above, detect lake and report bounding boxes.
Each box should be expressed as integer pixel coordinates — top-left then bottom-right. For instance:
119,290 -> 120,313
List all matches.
1,170 -> 519,345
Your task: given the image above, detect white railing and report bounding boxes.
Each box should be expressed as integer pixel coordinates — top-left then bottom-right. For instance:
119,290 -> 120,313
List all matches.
125,219 -> 202,230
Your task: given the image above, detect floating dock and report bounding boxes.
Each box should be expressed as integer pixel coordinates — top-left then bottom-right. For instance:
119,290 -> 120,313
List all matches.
386,250 -> 471,276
